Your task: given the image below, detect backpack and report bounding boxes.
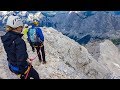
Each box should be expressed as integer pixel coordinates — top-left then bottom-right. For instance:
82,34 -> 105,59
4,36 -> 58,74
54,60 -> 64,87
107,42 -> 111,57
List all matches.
29,28 -> 41,43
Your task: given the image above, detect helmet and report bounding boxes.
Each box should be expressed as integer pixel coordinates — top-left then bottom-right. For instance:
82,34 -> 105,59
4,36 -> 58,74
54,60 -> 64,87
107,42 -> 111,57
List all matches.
33,19 -> 39,26
6,15 -> 23,28
24,24 -> 28,28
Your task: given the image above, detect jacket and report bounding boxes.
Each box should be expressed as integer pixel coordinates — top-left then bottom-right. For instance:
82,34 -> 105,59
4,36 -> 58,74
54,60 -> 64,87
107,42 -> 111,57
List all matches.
1,31 -> 28,73
27,25 -> 44,43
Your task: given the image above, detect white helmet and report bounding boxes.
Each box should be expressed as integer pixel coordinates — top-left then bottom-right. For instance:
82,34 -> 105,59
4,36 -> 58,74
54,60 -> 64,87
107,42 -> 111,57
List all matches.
6,15 -> 23,28
24,24 -> 28,28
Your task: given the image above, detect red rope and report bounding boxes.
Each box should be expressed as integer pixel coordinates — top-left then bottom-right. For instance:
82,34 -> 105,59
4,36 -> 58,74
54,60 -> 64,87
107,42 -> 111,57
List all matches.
25,55 -> 37,79
25,63 -> 32,79
25,54 -> 38,79
24,45 -> 44,79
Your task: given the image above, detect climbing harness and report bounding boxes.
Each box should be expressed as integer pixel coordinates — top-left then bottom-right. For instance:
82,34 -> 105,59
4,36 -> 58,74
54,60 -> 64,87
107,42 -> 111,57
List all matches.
24,54 -> 38,79
19,44 -> 44,79
33,44 -> 44,48
16,53 -> 38,79
24,45 -> 43,79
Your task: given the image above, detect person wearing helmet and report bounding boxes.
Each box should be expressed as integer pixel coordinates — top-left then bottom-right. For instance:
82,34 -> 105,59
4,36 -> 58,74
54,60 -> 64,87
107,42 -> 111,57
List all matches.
24,24 -> 29,28
27,19 -> 46,64
1,15 -> 40,79
22,24 -> 29,41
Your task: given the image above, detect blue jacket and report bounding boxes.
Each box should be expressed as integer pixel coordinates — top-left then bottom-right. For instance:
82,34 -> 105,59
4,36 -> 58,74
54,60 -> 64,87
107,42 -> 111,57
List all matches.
1,31 -> 28,74
27,25 -> 44,43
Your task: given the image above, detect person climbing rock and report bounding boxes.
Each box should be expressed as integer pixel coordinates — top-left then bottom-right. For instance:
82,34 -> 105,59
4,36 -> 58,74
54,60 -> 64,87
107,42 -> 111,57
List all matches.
1,15 -> 40,79
27,19 -> 46,64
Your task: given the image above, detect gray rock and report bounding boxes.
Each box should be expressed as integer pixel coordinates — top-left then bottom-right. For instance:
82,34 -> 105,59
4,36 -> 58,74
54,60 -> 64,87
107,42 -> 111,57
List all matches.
0,27 -> 120,79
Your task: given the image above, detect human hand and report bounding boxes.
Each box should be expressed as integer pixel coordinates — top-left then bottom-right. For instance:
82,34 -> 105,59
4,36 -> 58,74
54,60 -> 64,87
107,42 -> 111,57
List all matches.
27,58 -> 33,64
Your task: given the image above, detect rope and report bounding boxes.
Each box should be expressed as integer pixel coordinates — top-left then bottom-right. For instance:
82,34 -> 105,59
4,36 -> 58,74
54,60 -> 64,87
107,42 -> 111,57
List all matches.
24,44 -> 43,79
24,53 -> 38,79
24,63 -> 32,79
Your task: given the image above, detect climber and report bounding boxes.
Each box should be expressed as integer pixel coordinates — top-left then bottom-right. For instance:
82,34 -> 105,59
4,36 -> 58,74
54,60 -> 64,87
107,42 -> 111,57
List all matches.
1,15 -> 40,79
27,19 -> 46,64
22,24 -> 29,41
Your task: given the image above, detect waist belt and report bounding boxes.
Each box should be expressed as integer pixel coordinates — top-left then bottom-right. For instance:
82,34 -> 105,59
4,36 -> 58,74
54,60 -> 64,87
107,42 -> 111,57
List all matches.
34,44 -> 44,48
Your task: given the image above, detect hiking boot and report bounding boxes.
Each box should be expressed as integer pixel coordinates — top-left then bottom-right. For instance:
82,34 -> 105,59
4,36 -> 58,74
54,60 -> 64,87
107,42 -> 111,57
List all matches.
39,60 -> 42,63
42,61 -> 46,64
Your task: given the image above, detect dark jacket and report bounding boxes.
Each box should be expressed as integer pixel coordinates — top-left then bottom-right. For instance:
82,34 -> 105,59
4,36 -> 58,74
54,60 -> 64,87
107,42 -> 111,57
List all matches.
1,31 -> 28,73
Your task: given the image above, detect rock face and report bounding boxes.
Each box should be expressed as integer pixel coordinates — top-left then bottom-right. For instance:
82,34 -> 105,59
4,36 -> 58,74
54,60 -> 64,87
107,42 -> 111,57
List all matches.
0,27 -> 120,79
85,40 -> 120,79
0,31 -> 6,36
98,40 -> 120,78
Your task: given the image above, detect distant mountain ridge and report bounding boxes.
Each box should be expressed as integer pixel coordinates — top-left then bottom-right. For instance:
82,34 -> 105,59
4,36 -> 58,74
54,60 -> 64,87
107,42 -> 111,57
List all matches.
1,11 -> 120,45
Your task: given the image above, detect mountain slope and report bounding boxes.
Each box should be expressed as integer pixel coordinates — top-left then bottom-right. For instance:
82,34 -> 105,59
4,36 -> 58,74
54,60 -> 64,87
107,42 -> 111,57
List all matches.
85,40 -> 120,78
0,27 -> 120,79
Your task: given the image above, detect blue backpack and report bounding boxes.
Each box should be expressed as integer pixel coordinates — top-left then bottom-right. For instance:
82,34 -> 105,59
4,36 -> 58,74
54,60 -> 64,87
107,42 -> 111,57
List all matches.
29,28 -> 41,43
